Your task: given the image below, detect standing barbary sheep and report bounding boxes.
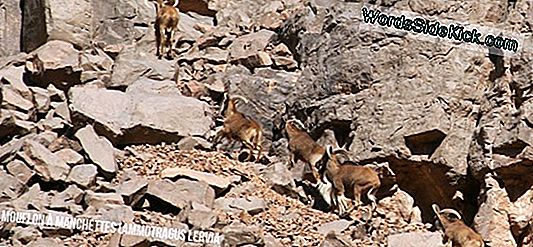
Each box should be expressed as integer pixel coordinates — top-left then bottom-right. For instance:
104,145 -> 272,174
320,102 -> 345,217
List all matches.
432,204 -> 484,247
154,0 -> 179,59
212,94 -> 263,162
319,146 -> 382,216
284,118 -> 325,184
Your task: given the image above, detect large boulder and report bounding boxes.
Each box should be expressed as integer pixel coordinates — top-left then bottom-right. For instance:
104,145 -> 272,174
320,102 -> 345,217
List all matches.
69,85 -> 213,145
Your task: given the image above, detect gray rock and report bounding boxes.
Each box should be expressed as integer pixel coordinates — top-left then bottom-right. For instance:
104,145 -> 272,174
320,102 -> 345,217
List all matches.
160,167 -> 231,192
0,170 -> 26,203
54,148 -> 84,165
317,220 -> 352,235
222,223 -> 263,246
69,86 -> 213,145
29,86 -> 50,113
23,140 -> 70,182
75,125 -> 118,178
177,136 -> 212,150
49,184 -> 84,214
86,204 -> 135,223
117,176 -> 148,207
0,0 -> 22,56
6,159 -> 35,184
24,40 -> 82,90
186,202 -> 217,229
388,232 -> 445,247
319,232 -> 353,247
146,179 -> 215,210
66,164 -> 98,189
2,85 -> 34,113
50,102 -> 71,122
228,29 -> 276,68
12,226 -> 41,245
109,44 -> 176,88
33,130 -> 59,147
0,65 -> 31,99
214,197 -> 267,215
28,237 -> 65,247
120,235 -> 149,247
9,184 -> 47,210
84,191 -> 124,208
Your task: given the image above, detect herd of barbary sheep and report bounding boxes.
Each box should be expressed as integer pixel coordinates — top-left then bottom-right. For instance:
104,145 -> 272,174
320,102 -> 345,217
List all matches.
152,0 -> 485,246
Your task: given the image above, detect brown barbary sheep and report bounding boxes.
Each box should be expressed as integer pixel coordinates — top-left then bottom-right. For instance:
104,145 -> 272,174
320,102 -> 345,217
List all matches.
319,145 -> 381,216
155,0 -> 179,59
432,204 -> 484,247
285,118 -> 325,183
212,94 -> 263,162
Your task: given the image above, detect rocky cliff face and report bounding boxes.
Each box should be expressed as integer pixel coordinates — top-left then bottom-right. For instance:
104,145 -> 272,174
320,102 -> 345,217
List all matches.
0,0 -> 532,246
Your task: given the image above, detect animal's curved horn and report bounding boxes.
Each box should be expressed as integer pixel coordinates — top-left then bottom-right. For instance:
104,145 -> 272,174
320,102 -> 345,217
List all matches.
173,0 -> 179,7
219,92 -> 229,116
375,162 -> 395,176
439,208 -> 462,220
230,95 -> 249,104
432,204 -> 441,215
326,145 -> 334,158
287,118 -> 306,130
332,147 -> 351,156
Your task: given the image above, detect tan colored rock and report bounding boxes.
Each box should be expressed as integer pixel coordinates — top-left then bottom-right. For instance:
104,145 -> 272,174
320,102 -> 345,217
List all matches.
0,170 -> 26,201
23,140 -> 70,182
160,167 -> 231,191
75,125 -> 118,178
69,86 -> 213,145
66,164 -> 98,189
117,176 -> 148,207
146,179 -> 215,210
0,66 -> 31,99
54,148 -> 84,165
6,159 -> 35,184
84,191 -> 124,208
2,85 -> 34,112
388,232 -> 444,247
317,220 -> 352,235
228,29 -> 275,67
474,175 -> 516,247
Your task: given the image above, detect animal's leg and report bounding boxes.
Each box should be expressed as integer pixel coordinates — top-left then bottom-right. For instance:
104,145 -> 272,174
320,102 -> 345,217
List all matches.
332,177 -> 347,215
344,186 -> 363,215
241,140 -> 255,161
211,129 -> 225,150
166,29 -> 174,58
158,29 -> 165,59
366,187 -> 378,213
317,178 -> 333,208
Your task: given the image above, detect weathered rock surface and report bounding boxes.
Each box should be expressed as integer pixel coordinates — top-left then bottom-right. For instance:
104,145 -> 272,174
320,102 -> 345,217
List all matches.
6,159 -> 35,184
66,164 -> 98,189
23,140 -> 70,182
146,179 -> 215,210
75,125 -> 118,178
388,232 -> 444,247
117,175 -> 148,207
160,167 -> 231,192
69,86 -> 213,145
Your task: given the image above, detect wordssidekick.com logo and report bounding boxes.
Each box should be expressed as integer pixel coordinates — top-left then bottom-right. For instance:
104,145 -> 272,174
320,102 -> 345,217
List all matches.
360,6 -> 521,54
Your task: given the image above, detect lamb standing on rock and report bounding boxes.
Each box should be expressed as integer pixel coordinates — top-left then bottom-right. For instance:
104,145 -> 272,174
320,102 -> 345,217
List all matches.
154,0 -> 179,59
